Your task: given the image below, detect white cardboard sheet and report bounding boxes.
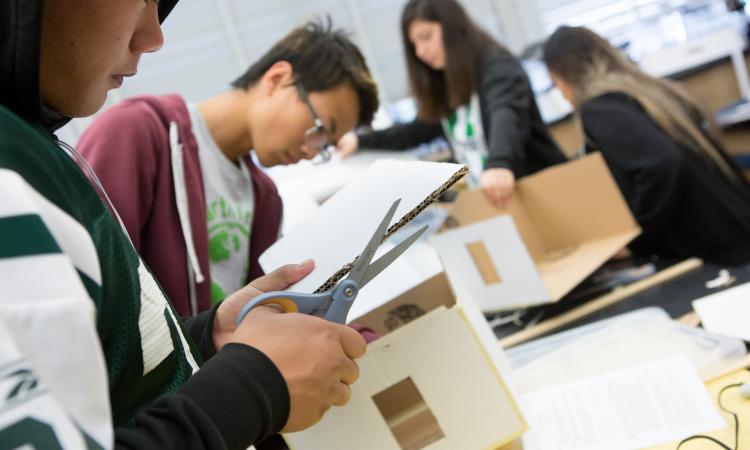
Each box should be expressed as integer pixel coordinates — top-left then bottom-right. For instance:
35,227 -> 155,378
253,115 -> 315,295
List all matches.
259,159 -> 464,293
430,215 -> 549,312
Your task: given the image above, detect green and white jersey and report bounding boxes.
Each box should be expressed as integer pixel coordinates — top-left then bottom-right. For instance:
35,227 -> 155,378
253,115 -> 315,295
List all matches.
0,105 -> 202,449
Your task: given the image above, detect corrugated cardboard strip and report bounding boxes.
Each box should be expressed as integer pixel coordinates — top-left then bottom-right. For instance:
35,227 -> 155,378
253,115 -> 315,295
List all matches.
314,166 -> 468,293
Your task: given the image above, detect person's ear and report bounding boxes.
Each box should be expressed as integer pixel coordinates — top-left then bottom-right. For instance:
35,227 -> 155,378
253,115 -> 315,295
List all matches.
549,71 -> 561,88
549,71 -> 575,105
260,61 -> 295,97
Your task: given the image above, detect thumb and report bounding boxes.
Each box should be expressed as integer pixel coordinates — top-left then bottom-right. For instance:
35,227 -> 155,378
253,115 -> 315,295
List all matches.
335,142 -> 354,158
250,259 -> 315,293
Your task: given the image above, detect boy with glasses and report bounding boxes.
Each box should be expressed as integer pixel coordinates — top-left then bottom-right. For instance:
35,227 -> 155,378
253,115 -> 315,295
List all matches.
78,21 -> 379,317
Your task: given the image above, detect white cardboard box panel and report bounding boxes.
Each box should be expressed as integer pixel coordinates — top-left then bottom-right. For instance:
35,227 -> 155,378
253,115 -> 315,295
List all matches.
443,153 -> 641,312
431,215 -> 549,312
284,306 -> 526,450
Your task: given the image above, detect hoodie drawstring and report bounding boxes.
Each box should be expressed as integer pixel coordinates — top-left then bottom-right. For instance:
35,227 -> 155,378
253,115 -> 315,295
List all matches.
170,122 -> 204,316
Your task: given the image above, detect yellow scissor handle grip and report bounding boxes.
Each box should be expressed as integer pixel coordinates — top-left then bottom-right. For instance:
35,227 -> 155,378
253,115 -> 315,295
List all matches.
255,297 -> 299,314
236,291 -> 326,326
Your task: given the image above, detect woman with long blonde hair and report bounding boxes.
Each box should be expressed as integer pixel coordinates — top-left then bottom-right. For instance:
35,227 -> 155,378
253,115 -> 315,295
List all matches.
544,26 -> 750,264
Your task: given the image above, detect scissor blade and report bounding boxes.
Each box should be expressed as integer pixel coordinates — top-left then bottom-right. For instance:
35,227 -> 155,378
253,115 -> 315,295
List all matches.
358,224 -> 428,289
347,198 -> 401,284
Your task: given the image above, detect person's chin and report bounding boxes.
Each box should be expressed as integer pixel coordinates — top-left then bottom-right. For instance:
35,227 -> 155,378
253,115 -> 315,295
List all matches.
431,61 -> 446,71
271,150 -> 296,166
255,151 -> 279,168
286,150 -> 303,165
70,93 -> 108,118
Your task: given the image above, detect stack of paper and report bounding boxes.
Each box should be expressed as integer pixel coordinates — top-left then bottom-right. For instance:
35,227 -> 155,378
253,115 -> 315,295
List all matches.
507,308 -> 747,392
521,357 -> 725,450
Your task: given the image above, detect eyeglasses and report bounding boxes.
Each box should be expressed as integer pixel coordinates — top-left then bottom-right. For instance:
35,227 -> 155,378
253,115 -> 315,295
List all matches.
296,83 -> 332,164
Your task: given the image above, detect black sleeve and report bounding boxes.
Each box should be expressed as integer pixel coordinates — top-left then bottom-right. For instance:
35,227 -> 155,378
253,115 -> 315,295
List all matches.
581,94 -> 687,253
477,52 -> 535,172
115,344 -> 290,450
358,119 -> 444,150
182,302 -> 221,361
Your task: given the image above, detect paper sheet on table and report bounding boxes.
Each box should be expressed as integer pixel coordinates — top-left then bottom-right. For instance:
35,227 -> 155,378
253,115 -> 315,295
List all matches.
508,308 -> 746,393
259,159 -> 464,293
693,281 -> 750,342
521,357 -> 725,450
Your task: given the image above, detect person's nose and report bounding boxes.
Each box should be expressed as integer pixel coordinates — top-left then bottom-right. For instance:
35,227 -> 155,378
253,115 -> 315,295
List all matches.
414,42 -> 429,61
131,2 -> 165,55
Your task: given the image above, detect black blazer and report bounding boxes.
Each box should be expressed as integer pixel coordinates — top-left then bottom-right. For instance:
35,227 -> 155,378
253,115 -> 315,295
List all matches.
359,47 -> 566,178
581,92 -> 750,265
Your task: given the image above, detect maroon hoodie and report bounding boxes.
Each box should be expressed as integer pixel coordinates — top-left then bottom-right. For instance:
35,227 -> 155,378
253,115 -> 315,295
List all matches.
78,94 -> 282,316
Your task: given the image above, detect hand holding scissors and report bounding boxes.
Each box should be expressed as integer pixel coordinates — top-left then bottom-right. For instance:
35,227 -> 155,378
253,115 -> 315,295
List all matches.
236,199 -> 427,325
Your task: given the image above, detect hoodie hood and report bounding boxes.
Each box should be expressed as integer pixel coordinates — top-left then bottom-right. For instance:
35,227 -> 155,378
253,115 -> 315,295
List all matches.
0,0 -> 179,131
159,0 -> 179,24
1,0 -> 44,128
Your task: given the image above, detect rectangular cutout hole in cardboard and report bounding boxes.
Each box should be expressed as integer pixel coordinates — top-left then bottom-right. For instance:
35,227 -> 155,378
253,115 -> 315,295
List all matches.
372,377 -> 445,450
466,241 -> 502,285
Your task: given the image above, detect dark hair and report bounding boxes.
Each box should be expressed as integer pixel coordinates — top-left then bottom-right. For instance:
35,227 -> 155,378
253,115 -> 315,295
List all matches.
231,19 -> 379,126
542,26 -> 629,89
401,0 -> 503,121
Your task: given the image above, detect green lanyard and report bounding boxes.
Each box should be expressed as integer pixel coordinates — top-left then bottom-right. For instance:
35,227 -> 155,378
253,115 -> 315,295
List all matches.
443,95 -> 487,187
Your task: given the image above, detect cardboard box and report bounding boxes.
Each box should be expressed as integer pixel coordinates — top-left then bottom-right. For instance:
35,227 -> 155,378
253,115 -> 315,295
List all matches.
284,273 -> 526,450
431,153 -> 641,313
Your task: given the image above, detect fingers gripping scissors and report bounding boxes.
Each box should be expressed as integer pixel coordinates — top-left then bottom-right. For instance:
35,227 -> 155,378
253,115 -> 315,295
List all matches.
235,199 -> 428,325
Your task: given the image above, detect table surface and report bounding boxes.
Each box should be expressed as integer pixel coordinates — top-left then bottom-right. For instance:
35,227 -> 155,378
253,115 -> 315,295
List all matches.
493,257 -> 750,450
491,256 -> 750,341
646,368 -> 750,450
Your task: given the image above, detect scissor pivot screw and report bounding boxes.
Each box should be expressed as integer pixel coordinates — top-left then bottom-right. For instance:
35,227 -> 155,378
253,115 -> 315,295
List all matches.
344,287 -> 354,297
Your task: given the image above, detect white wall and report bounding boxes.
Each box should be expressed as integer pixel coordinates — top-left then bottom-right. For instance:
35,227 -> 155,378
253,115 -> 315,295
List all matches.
57,0 -> 513,144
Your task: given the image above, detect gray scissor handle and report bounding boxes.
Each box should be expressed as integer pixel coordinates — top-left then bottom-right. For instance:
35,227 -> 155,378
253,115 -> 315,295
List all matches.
235,290 -> 331,326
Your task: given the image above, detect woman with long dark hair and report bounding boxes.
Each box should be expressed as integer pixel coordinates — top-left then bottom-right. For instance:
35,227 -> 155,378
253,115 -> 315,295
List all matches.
544,26 -> 750,264
337,0 -> 566,207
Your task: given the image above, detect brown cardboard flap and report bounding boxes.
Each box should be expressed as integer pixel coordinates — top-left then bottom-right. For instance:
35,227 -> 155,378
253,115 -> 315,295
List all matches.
538,230 -> 641,299
450,153 -> 638,259
446,153 -> 641,304
518,152 -> 639,249
450,190 -> 547,261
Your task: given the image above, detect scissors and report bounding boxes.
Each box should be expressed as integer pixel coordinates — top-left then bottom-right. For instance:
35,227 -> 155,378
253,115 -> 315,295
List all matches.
236,198 -> 427,325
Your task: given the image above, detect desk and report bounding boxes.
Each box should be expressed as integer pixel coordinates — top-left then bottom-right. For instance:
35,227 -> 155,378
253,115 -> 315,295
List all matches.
493,258 -> 750,346
493,258 -> 750,449
716,98 -> 750,128
646,368 -> 750,450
